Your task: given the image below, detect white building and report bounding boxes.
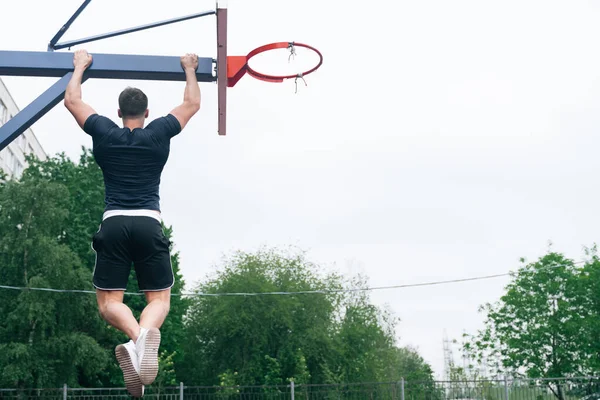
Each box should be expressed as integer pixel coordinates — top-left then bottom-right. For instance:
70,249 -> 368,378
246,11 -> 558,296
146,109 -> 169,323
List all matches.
0,78 -> 47,179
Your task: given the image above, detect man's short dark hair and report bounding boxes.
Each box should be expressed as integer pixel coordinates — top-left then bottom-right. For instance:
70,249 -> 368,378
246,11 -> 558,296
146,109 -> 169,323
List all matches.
118,87 -> 148,118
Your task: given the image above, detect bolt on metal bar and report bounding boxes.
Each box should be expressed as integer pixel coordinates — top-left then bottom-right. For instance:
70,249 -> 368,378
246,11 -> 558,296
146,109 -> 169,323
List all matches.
48,0 -> 93,51
52,10 -> 216,50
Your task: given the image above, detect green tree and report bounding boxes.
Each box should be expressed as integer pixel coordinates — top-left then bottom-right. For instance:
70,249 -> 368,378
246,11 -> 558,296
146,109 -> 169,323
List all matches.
394,346 -> 436,383
0,178 -> 108,387
464,251 -> 595,399
180,247 -> 343,386
332,277 -> 399,383
580,247 -> 600,373
23,150 -> 105,271
331,278 -> 435,385
180,247 -> 436,387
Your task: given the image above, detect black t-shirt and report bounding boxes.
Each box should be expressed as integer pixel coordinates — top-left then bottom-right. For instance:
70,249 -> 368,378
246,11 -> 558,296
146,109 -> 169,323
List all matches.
83,114 -> 181,212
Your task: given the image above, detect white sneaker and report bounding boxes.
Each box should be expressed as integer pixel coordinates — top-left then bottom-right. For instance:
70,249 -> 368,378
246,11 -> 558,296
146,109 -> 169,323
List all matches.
115,340 -> 144,398
136,327 -> 161,385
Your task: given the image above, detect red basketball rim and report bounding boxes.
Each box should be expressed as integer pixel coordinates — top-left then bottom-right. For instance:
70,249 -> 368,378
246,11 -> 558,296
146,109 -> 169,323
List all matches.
245,42 -> 323,83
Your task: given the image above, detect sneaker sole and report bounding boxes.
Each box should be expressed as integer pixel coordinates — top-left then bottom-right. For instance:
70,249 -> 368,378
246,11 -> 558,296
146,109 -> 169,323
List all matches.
139,328 -> 161,385
115,344 -> 144,398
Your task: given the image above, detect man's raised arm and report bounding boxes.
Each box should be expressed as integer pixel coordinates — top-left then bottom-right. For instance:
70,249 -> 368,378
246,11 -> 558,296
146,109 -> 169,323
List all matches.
170,53 -> 201,131
64,49 -> 96,129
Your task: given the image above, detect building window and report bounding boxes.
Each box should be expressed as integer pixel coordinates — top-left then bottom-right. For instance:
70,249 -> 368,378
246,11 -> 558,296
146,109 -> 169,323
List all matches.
17,135 -> 27,151
12,155 -> 19,173
14,160 -> 23,178
0,101 -> 6,125
5,148 -> 14,172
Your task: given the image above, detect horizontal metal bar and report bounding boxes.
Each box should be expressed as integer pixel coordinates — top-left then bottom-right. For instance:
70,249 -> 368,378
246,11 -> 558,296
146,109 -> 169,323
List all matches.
0,73 -> 82,152
48,0 -> 92,51
52,10 -> 216,50
0,50 -> 215,82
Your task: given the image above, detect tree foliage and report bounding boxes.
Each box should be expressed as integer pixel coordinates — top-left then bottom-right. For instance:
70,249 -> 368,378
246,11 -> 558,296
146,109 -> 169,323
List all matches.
180,248 -> 342,386
579,248 -> 600,373
464,250 -> 600,380
180,247 -> 435,386
0,175 -> 108,387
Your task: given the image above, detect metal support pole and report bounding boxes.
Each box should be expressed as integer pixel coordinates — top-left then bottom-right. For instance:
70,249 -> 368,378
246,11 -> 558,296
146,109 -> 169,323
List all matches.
290,380 -> 295,400
52,10 -> 216,51
216,6 -> 227,136
180,382 -> 184,400
0,73 -> 84,152
63,383 -> 67,400
400,378 -> 405,400
504,376 -> 509,400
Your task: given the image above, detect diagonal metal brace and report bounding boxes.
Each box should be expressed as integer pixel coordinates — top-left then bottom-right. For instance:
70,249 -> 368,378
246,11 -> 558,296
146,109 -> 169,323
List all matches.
51,10 -> 216,51
47,0 -> 93,52
0,73 -> 84,152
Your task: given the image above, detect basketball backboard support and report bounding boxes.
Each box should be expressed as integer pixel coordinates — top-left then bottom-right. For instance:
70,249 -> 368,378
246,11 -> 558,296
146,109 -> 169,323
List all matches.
0,0 -> 321,151
0,0 -> 228,151
216,3 -> 228,136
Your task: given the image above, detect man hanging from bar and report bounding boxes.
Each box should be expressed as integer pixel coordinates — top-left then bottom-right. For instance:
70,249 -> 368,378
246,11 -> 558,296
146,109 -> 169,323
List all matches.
64,49 -> 201,398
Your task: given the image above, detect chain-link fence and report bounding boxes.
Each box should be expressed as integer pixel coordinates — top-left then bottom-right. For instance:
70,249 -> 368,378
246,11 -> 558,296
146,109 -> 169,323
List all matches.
1,377 -> 598,399
404,378 -> 600,400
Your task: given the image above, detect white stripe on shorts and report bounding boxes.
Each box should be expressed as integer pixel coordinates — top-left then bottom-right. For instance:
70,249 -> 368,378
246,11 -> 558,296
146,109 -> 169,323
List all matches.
103,209 -> 162,223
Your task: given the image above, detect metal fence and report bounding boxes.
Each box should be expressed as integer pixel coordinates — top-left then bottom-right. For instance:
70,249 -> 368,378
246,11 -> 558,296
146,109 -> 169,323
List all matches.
1,377 -> 599,400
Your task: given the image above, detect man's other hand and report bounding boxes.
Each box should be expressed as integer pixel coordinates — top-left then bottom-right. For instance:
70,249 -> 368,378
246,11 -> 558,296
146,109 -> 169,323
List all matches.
73,49 -> 93,70
180,53 -> 198,71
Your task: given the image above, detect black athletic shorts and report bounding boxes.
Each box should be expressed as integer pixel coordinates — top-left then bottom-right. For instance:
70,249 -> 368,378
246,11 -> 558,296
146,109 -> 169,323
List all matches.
91,215 -> 174,291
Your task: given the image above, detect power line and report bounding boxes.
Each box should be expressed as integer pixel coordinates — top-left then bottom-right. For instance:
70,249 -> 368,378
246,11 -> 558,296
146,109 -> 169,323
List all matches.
0,259 -> 588,297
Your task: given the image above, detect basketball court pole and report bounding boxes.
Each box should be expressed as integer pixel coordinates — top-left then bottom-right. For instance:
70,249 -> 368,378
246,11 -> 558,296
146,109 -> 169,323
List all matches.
217,5 -> 228,136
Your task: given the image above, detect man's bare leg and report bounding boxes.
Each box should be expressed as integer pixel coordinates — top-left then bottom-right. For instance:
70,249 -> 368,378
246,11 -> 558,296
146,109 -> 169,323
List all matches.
140,289 -> 171,329
97,289 -> 144,397
96,289 -> 141,341
137,288 -> 171,385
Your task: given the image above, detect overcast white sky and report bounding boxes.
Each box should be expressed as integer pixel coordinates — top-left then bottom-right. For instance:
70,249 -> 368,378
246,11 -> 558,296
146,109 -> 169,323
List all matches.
2,0 -> 600,379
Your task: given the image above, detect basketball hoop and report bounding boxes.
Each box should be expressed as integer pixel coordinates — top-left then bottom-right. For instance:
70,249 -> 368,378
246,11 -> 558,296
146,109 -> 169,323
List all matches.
226,42 -> 323,89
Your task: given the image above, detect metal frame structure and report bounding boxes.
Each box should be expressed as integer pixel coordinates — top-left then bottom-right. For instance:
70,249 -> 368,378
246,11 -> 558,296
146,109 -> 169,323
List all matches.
0,0 -> 228,152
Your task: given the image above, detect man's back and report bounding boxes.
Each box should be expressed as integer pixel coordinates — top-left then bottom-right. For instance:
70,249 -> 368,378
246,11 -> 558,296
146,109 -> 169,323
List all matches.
84,114 -> 181,212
